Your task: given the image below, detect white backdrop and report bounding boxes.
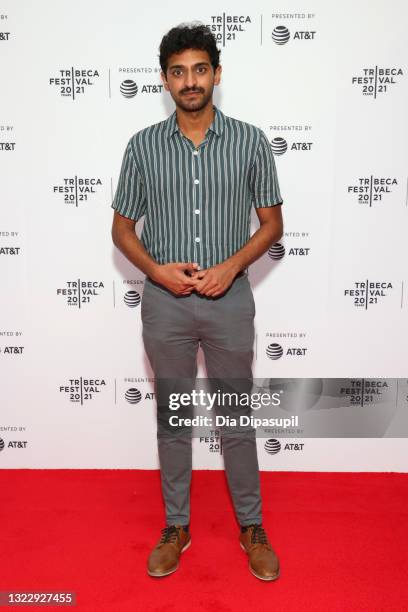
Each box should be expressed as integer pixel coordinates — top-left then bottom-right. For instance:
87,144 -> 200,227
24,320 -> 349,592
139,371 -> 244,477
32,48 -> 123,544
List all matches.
1,0 -> 408,470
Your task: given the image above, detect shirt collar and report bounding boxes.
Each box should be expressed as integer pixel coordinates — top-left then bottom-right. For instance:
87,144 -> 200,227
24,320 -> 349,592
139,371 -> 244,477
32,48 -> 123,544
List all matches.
166,104 -> 225,139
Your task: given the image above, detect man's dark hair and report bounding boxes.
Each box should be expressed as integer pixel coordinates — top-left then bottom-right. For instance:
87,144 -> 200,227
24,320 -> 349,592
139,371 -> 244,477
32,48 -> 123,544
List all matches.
159,22 -> 221,74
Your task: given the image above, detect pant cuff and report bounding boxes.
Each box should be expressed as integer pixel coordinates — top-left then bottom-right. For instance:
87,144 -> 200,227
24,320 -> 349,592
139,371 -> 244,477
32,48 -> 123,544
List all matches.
166,517 -> 190,526
239,518 -> 263,526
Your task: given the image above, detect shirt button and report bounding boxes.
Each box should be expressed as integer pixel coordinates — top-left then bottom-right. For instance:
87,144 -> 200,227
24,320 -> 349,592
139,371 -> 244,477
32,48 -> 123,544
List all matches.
194,179 -> 199,185
195,237 -> 200,242
195,209 -> 200,214
193,150 -> 199,156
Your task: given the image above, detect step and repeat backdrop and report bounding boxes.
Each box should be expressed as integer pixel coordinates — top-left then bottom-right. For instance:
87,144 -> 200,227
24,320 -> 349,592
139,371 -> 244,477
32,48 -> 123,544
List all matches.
1,0 -> 408,469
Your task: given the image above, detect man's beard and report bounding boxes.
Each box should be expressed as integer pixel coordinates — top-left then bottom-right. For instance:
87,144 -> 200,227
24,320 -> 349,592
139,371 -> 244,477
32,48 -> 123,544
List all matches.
173,86 -> 214,112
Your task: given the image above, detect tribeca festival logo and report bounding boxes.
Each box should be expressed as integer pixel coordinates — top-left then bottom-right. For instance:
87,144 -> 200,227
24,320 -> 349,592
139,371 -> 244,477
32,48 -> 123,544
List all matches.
0,125 -> 15,151
344,280 -> 394,308
0,13 -> 10,41
52,176 -> 102,206
57,279 -> 105,308
265,332 -> 308,359
339,379 -> 390,407
49,67 -> 100,99
205,14 -> 252,46
199,430 -> 223,454
347,176 -> 398,207
268,231 -> 311,261
59,378 -> 106,405
271,13 -> 316,45
352,67 -> 403,98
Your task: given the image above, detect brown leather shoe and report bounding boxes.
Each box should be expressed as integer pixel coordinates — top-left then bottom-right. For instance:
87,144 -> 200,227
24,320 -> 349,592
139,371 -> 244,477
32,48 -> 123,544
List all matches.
240,523 -> 280,581
147,525 -> 191,577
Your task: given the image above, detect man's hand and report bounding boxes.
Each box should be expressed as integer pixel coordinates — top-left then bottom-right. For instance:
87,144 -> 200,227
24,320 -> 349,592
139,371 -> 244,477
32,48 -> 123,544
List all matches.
151,262 -> 201,296
190,261 -> 241,297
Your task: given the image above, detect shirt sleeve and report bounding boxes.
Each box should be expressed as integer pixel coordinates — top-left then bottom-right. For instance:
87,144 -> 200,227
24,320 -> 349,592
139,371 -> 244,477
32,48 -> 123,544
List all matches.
248,130 -> 283,208
111,138 -> 147,221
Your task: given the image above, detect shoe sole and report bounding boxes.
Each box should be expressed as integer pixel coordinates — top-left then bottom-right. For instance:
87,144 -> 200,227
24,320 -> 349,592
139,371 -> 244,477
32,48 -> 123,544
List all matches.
147,538 -> 191,578
240,541 -> 280,581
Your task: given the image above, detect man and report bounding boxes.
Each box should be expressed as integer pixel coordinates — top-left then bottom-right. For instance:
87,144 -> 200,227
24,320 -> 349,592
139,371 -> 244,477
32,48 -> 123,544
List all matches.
111,23 -> 283,581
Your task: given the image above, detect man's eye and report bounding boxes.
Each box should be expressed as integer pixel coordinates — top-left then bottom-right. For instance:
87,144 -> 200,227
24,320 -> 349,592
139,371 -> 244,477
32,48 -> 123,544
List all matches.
172,70 -> 182,76
197,67 -> 206,73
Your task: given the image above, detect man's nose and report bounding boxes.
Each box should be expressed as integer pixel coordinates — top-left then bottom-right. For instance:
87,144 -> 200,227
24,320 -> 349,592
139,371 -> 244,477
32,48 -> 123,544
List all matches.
185,68 -> 198,89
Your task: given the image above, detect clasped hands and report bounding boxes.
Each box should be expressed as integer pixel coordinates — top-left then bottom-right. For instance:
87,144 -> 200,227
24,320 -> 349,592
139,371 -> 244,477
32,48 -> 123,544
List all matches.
152,261 -> 241,297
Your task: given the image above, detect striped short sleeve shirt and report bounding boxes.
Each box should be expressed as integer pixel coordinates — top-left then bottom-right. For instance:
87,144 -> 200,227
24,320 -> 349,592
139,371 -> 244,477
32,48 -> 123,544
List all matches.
111,105 -> 283,269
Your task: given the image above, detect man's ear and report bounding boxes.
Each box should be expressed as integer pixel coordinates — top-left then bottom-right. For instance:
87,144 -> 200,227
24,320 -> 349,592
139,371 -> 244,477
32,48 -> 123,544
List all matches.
214,64 -> 222,86
160,70 -> 169,91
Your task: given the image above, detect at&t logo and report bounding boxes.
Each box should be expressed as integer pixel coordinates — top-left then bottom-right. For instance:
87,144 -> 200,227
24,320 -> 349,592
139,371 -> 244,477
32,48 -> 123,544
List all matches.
264,439 -> 304,454
270,137 -> 313,154
119,80 -> 163,98
271,25 -> 316,45
266,343 -> 307,359
265,334 -> 308,360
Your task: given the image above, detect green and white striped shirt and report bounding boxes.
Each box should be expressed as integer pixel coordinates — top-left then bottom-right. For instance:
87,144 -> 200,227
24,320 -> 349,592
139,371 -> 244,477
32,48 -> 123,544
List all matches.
111,105 -> 283,269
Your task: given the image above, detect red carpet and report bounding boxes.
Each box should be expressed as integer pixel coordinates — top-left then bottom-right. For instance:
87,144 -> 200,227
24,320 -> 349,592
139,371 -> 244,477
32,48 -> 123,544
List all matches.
1,470 -> 407,611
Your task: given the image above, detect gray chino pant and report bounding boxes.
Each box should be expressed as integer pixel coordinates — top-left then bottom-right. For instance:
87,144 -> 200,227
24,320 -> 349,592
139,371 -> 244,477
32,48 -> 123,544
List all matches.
140,271 -> 262,527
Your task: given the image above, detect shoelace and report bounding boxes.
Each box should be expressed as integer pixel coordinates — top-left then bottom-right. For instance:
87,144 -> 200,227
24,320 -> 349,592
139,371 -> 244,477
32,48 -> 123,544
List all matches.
159,525 -> 179,544
249,524 -> 269,545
